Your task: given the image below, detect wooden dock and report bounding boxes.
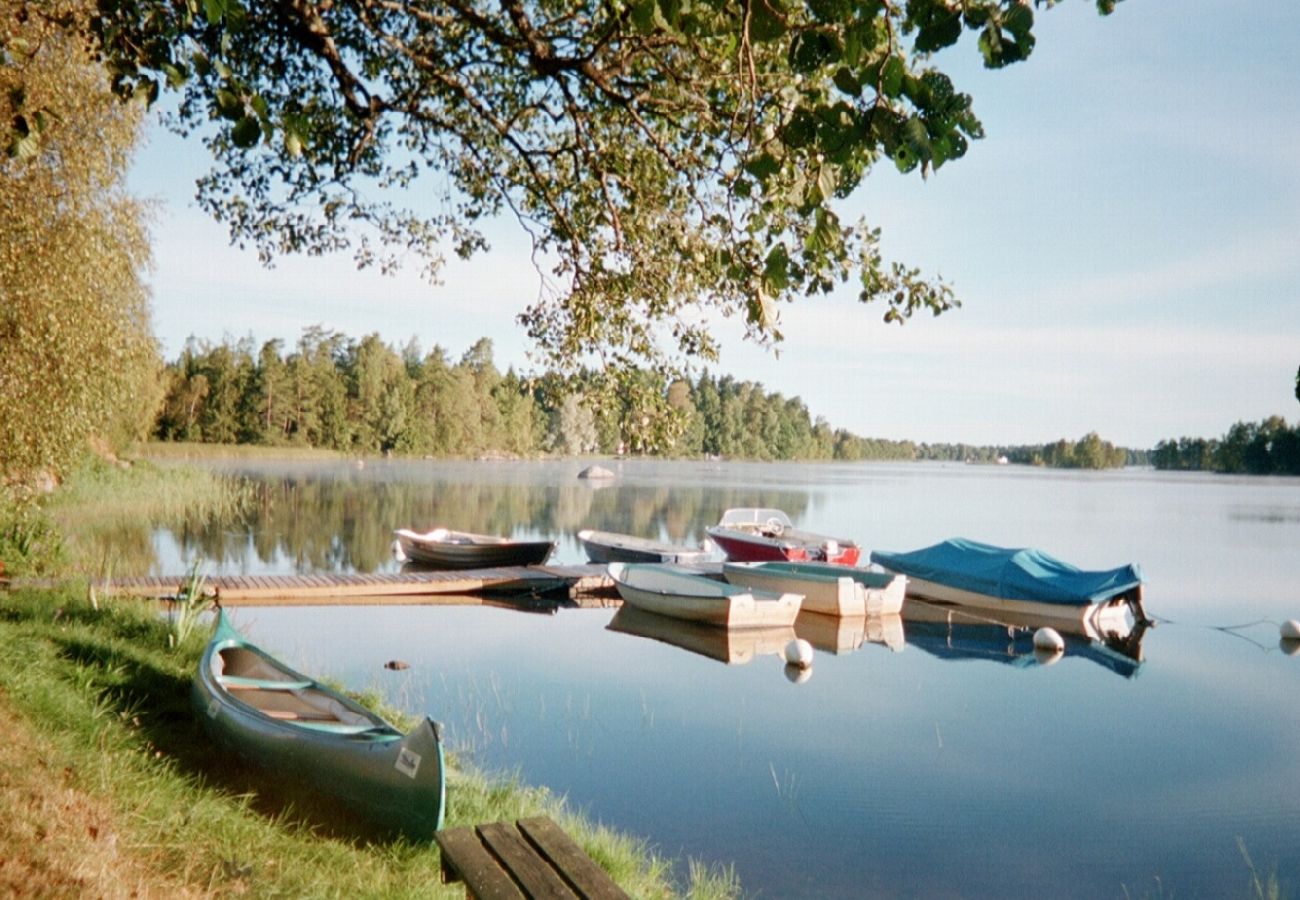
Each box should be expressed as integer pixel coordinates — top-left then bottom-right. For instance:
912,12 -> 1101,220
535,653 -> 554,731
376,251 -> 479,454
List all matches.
94,565 -> 618,608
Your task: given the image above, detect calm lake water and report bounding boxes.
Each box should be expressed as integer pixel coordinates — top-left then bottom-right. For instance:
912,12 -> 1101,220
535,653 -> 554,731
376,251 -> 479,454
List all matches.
154,460 -> 1300,897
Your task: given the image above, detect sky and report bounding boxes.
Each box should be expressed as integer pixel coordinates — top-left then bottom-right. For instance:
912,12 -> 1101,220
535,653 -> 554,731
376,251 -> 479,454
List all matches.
128,1 -> 1300,449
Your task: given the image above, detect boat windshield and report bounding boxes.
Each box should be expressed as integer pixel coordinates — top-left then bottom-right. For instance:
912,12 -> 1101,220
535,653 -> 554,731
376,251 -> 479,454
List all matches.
717,508 -> 792,529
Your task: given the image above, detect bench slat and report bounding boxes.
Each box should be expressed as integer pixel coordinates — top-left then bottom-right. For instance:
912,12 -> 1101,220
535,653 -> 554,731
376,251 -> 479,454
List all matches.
517,817 -> 630,900
477,822 -> 577,900
435,827 -> 526,900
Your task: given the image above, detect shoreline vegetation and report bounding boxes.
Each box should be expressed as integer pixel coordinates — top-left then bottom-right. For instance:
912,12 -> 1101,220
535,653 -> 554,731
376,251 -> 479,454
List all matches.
0,460 -> 738,898
154,330 -> 1147,469
1152,416 -> 1300,476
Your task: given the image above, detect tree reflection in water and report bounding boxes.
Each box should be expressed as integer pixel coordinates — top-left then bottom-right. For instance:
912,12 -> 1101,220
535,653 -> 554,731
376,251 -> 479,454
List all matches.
150,462 -> 814,575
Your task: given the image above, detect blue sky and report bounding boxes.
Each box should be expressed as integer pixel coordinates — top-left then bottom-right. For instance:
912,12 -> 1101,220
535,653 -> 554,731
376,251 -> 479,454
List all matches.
130,2 -> 1299,448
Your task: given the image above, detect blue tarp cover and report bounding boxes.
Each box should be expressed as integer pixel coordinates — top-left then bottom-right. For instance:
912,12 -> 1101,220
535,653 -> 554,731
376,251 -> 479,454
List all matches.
870,538 -> 1142,607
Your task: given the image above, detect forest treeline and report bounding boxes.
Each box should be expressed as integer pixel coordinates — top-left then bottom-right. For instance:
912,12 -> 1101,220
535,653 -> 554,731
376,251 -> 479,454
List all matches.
154,331 -> 1143,467
1152,417 -> 1300,475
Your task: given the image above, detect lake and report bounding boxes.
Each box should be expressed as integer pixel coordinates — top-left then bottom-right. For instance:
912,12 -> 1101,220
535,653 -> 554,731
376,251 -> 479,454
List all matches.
153,459 -> 1300,897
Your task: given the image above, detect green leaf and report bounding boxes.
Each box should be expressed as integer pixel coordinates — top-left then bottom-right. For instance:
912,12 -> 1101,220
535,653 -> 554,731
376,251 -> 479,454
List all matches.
231,115 -> 261,148
1003,4 -> 1034,39
743,152 -> 781,183
780,108 -> 817,149
816,164 -> 838,200
132,78 -> 160,107
225,0 -> 248,29
748,0 -> 787,43
914,11 -> 962,53
214,89 -> 243,120
978,25 -> 1001,67
630,0 -> 668,34
881,56 -> 904,98
832,66 -> 862,96
162,63 -> 189,88
191,51 -> 211,78
201,0 -> 226,24
788,29 -> 841,73
762,243 -> 791,294
804,207 -> 840,254
807,0 -> 850,23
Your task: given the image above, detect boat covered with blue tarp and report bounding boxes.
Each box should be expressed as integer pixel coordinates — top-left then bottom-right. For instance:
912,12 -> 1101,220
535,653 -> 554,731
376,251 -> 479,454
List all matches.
871,538 -> 1148,623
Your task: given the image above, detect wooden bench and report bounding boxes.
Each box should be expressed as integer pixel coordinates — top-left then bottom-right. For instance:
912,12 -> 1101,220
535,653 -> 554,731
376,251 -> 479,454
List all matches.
434,816 -> 630,900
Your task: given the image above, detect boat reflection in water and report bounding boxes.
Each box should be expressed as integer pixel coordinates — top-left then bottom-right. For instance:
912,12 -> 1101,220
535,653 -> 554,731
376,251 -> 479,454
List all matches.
794,611 -> 905,655
901,598 -> 1149,678
606,605 -> 794,666
609,597 -> 1147,678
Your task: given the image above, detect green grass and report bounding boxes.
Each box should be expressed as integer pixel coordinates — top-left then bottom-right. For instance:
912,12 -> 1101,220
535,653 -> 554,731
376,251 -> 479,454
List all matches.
0,457 -> 740,897
47,456 -> 254,533
0,586 -> 739,898
4,456 -> 255,580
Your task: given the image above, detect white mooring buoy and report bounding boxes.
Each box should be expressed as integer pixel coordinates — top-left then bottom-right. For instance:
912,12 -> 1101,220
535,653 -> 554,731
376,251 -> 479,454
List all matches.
784,638 -> 814,670
1280,619 -> 1300,640
1033,627 -> 1065,653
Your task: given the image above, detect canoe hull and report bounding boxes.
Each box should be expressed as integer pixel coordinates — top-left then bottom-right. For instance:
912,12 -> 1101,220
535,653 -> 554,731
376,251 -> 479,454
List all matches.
193,612 -> 446,840
607,563 -> 802,628
395,528 -> 555,568
578,529 -> 713,565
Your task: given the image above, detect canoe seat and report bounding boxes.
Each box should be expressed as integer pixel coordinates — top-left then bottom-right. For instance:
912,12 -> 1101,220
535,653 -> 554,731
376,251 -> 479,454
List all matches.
220,675 -> 314,691
289,721 -> 388,735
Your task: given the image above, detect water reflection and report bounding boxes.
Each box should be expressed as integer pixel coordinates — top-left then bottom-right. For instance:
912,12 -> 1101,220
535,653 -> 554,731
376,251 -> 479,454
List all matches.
606,598 -> 1141,678
794,611 -> 905,654
153,461 -> 815,576
901,599 -> 1148,679
607,605 -> 793,666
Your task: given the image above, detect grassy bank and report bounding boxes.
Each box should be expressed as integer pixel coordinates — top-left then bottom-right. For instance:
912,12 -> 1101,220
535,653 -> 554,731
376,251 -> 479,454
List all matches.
1,457 -> 254,579
0,587 -> 736,897
0,458 -> 739,898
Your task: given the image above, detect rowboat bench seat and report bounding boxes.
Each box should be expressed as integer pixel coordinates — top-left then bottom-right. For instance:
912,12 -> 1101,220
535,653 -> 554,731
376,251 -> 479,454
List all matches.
434,815 -> 629,899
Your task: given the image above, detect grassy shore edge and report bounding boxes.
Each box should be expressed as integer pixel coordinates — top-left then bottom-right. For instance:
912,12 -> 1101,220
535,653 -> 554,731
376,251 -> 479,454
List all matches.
1,457 -> 739,898
0,585 -> 738,898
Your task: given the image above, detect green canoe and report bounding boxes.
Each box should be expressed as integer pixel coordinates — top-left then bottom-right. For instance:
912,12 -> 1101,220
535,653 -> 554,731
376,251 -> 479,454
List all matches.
192,610 -> 446,840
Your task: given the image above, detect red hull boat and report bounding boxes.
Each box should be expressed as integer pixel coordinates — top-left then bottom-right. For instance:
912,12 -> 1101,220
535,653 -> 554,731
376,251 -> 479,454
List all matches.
706,508 -> 861,566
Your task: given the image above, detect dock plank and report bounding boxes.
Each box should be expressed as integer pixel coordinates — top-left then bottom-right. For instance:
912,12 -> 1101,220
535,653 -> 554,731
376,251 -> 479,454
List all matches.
435,817 -> 627,900
477,821 -> 576,899
518,816 -> 630,900
436,826 -> 526,900
16,564 -> 620,607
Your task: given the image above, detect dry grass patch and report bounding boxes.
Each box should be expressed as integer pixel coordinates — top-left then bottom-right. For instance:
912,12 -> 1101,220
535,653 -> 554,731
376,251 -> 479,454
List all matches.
0,699 -> 199,899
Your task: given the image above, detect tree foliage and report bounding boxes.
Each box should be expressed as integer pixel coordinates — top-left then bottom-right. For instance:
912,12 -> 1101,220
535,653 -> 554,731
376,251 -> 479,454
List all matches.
1153,417 -> 1300,476
1,0 -> 162,499
12,0 -> 1118,377
154,330 -> 1141,468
